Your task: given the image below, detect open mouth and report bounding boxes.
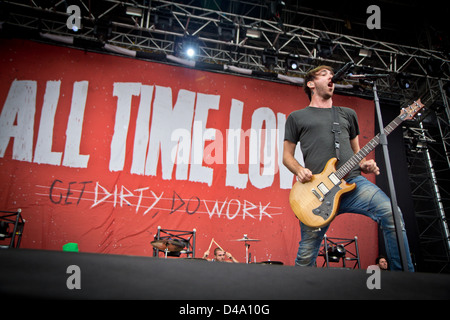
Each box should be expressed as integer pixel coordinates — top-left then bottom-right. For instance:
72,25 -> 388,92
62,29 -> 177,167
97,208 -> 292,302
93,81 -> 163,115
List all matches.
328,82 -> 333,88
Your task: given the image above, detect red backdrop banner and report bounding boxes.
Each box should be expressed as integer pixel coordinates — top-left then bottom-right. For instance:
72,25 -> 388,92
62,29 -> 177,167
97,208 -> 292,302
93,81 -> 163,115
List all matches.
0,39 -> 377,266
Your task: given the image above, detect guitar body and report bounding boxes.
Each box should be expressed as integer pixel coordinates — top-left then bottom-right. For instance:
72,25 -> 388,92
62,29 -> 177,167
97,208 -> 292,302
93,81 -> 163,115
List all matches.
289,158 -> 356,228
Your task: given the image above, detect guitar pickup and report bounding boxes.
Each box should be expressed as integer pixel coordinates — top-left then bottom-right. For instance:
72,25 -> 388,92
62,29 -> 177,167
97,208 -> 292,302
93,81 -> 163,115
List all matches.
311,189 -> 324,202
317,182 -> 329,195
328,173 -> 341,185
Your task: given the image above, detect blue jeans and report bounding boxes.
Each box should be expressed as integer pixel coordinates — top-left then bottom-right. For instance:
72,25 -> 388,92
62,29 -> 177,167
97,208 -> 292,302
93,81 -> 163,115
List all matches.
295,175 -> 415,271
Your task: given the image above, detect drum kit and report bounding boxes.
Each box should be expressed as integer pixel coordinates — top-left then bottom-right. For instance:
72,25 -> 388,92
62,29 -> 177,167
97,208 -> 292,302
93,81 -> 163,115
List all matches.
150,239 -> 186,258
151,234 -> 283,265
231,234 -> 260,264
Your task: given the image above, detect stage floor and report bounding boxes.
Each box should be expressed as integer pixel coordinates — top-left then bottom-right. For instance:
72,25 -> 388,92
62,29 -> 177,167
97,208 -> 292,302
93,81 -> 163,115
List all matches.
1,249 -> 449,301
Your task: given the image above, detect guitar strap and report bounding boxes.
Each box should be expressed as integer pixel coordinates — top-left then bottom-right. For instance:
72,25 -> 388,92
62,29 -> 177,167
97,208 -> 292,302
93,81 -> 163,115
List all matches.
331,106 -> 341,161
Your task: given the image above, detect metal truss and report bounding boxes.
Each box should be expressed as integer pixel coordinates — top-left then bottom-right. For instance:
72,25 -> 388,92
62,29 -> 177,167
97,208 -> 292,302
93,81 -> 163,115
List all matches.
1,0 -> 449,102
403,123 -> 450,273
2,0 -> 450,272
403,84 -> 450,272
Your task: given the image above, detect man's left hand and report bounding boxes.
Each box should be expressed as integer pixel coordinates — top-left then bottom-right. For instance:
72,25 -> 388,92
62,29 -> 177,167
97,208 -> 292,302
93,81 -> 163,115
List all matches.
360,159 -> 380,175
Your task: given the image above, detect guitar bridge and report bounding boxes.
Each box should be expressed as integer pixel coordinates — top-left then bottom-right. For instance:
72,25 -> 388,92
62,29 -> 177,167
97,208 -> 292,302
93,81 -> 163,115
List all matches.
311,189 -> 323,202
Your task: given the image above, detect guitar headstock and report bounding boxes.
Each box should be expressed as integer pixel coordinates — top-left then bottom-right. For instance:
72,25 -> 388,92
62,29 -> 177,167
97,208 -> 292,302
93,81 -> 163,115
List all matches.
400,99 -> 425,121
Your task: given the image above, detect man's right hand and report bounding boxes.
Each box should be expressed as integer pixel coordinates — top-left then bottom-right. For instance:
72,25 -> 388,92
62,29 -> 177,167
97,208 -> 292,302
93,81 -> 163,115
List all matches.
296,167 -> 313,183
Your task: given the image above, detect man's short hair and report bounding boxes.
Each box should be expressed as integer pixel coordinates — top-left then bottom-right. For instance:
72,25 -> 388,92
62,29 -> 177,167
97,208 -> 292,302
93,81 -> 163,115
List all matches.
303,65 -> 334,101
375,255 -> 387,264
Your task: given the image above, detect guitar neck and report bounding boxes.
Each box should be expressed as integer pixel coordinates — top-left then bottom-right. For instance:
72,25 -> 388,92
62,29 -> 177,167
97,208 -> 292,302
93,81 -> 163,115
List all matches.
335,114 -> 404,179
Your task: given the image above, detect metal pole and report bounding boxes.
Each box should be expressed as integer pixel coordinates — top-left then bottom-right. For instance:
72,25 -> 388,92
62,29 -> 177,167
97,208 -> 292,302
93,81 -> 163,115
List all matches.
372,82 -> 409,271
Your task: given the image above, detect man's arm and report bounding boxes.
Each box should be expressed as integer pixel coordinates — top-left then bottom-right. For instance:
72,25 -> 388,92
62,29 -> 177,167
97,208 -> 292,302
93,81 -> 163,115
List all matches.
283,140 -> 313,183
350,136 -> 380,175
226,252 -> 239,263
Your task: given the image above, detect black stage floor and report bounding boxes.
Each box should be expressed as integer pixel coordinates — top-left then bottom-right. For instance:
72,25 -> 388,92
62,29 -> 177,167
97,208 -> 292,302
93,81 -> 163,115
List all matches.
1,249 -> 449,301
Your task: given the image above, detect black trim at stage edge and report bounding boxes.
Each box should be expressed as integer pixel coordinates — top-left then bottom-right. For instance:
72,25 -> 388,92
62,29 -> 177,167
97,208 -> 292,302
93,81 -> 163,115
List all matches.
1,249 -> 449,300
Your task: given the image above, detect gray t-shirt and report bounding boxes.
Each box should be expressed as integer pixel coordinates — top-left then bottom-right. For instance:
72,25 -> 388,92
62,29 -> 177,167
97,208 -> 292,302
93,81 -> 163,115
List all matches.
284,106 -> 361,180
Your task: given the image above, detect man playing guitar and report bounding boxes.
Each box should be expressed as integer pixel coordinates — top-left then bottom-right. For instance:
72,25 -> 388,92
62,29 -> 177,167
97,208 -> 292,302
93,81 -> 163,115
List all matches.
283,65 -> 415,271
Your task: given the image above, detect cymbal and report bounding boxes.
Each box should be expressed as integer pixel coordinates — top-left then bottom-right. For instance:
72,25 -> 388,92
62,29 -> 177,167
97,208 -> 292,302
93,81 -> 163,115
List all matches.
180,258 -> 207,261
151,239 -> 185,252
232,237 -> 260,242
259,261 -> 283,265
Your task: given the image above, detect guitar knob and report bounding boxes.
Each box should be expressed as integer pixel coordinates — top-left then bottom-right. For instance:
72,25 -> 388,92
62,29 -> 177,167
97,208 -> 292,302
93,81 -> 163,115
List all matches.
325,201 -> 331,206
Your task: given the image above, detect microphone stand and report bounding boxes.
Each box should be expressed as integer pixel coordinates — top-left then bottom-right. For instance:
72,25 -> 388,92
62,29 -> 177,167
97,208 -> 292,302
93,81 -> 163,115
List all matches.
346,74 -> 409,271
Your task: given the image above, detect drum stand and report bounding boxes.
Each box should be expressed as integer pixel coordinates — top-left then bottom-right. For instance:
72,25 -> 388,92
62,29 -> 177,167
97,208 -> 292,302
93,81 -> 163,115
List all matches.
244,238 -> 250,264
233,234 -> 260,264
151,226 -> 196,258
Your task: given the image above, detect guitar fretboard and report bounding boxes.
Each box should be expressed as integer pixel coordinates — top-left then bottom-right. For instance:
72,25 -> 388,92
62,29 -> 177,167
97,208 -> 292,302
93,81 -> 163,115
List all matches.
335,114 -> 405,180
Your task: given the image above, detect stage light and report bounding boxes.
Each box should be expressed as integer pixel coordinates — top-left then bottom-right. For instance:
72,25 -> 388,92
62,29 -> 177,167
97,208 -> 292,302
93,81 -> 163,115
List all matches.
286,54 -> 300,70
245,28 -> 261,39
396,73 -> 411,90
269,0 -> 285,20
218,20 -> 235,42
262,48 -> 278,71
416,140 -> 427,150
359,48 -> 372,57
186,47 -> 195,57
126,7 -> 142,17
315,37 -> 334,58
94,19 -> 112,41
181,36 -> 199,59
154,9 -> 173,30
0,221 -> 9,239
327,244 -> 346,262
425,58 -> 443,77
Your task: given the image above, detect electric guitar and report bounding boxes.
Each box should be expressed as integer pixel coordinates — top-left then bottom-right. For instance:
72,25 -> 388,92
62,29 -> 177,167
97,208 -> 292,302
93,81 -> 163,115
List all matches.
289,99 -> 425,228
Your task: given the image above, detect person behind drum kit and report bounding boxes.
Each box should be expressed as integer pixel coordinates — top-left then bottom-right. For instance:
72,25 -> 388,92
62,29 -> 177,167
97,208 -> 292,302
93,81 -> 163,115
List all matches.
202,247 -> 239,263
